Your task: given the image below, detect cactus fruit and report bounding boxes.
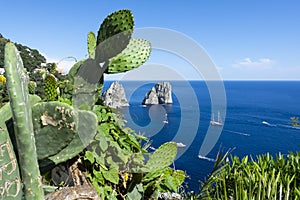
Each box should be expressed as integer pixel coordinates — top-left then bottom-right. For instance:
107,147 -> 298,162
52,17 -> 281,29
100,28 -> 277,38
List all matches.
108,38 -> 151,74
31,101 -> 97,169
44,74 -> 57,101
4,42 -> 45,199
88,32 -> 96,59
96,9 -> 134,62
28,81 -> 36,94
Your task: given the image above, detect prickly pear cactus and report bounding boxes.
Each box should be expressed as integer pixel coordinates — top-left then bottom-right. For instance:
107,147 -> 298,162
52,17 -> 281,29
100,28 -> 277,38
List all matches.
145,142 -> 177,171
108,38 -> 151,73
0,128 -> 22,199
88,32 -> 96,59
141,142 -> 184,192
28,81 -> 36,94
69,9 -> 151,110
32,101 -> 97,169
4,42 -> 45,199
67,59 -> 85,84
44,74 -> 57,101
96,9 -> 134,62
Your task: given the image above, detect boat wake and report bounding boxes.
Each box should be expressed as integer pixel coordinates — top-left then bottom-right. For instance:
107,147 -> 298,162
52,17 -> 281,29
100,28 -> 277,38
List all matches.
262,121 -> 277,127
278,124 -> 300,130
262,121 -> 300,130
225,130 -> 250,137
198,155 -> 216,162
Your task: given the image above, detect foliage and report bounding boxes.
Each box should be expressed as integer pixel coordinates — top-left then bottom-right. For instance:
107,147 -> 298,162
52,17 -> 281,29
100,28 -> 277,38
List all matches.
0,34 -> 46,72
82,105 -> 185,199
0,9 -> 186,200
14,43 -> 46,73
191,151 -> 300,200
291,116 -> 300,127
0,80 -> 8,107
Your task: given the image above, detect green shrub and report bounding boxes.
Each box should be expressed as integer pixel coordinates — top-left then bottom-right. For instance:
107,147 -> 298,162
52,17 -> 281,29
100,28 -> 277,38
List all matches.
195,151 -> 300,200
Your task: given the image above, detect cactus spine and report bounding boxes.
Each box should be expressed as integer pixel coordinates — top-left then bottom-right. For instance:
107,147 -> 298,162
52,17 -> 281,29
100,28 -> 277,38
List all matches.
4,42 -> 44,199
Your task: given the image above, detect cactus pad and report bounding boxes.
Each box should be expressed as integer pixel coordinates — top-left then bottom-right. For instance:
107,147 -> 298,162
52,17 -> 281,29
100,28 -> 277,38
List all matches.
44,74 -> 57,101
28,81 -> 36,94
5,42 -> 45,199
0,128 -> 22,199
46,109 -> 98,166
108,38 -> 151,74
145,142 -> 177,172
32,102 -> 97,168
87,32 -> 96,59
96,9 -> 134,62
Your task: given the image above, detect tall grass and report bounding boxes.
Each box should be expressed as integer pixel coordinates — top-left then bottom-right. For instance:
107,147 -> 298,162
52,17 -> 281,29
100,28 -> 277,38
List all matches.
188,151 -> 300,200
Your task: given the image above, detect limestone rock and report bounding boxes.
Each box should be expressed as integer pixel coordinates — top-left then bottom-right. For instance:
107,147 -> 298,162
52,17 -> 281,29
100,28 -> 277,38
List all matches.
102,81 -> 129,108
142,87 -> 159,105
142,82 -> 172,105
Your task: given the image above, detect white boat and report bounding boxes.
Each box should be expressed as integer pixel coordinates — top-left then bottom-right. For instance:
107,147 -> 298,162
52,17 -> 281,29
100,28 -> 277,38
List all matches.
149,146 -> 156,151
163,113 -> 168,124
176,142 -> 186,148
210,111 -> 223,126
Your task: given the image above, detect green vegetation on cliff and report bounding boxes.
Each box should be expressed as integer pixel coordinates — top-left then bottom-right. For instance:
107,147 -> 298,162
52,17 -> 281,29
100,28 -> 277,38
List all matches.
0,34 -> 46,72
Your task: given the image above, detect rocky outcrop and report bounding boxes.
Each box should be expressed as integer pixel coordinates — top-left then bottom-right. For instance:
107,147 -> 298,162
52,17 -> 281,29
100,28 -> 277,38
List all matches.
142,82 -> 172,105
102,81 -> 129,108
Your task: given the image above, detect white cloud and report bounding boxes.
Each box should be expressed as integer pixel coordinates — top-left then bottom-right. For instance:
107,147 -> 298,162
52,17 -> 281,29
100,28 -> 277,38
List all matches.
233,57 -> 275,70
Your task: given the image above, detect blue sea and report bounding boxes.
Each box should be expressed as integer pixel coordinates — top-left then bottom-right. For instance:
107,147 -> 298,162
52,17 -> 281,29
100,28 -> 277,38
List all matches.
103,81 -> 300,192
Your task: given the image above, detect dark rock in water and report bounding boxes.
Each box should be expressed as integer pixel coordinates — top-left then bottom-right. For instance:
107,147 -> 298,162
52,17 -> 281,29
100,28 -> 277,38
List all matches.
102,81 -> 129,108
142,82 -> 172,105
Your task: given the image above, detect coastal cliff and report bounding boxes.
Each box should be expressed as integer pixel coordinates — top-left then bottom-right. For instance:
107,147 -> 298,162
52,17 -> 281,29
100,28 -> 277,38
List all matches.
102,81 -> 129,108
142,82 -> 172,105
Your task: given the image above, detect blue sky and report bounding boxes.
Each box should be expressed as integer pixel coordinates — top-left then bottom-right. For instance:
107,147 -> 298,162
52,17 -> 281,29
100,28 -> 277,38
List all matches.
1,1 -> 299,80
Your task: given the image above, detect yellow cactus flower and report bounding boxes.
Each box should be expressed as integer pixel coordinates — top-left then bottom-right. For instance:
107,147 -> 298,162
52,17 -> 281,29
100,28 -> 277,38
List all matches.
0,75 -> 6,83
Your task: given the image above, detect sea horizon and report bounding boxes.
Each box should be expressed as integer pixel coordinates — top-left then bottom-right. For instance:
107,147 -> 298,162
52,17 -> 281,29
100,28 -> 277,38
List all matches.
103,80 -> 300,192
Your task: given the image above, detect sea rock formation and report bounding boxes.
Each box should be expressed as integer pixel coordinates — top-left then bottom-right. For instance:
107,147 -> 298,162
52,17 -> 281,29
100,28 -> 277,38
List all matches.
102,81 -> 129,108
142,82 -> 172,105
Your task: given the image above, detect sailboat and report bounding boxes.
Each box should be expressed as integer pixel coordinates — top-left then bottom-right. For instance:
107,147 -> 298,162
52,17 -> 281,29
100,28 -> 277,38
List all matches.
210,111 -> 223,126
163,113 -> 168,124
